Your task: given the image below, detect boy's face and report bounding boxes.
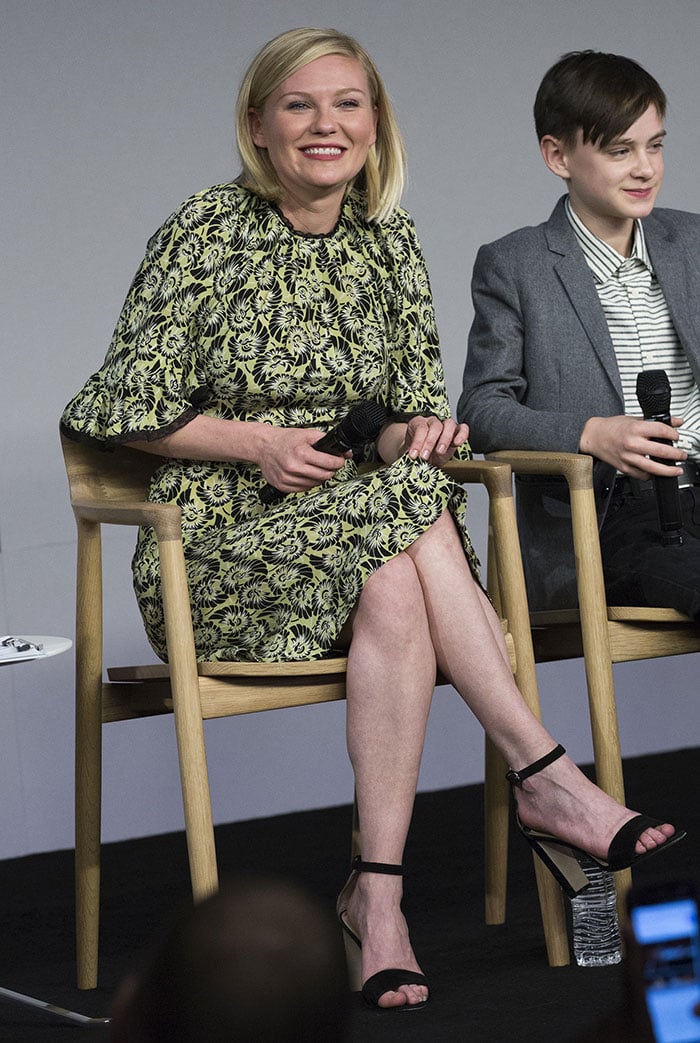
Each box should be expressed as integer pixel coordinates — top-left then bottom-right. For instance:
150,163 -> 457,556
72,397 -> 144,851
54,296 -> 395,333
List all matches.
541,104 -> 665,249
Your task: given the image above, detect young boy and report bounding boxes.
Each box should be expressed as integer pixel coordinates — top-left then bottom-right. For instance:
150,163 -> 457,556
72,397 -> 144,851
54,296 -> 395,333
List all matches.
459,50 -> 700,613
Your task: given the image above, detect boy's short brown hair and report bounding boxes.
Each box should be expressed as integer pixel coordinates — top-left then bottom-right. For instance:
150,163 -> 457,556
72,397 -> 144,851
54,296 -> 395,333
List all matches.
534,50 -> 667,148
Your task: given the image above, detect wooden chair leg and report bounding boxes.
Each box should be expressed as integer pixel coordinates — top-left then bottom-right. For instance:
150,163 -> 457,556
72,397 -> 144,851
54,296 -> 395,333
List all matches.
484,736 -> 570,966
174,712 -> 219,902
576,610 -> 631,924
75,692 -> 102,990
160,537 -> 218,901
532,860 -> 570,966
482,468 -> 570,965
74,519 -> 104,990
615,867 -> 633,926
567,483 -> 630,919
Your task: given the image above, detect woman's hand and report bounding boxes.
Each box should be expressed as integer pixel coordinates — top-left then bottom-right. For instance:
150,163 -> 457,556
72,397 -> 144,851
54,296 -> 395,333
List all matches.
127,414 -> 348,494
377,415 -> 470,466
258,426 -> 349,493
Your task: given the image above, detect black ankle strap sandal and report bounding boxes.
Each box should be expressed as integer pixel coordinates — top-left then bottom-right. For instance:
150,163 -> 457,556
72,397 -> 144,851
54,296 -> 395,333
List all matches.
336,856 -> 429,1012
506,743 -> 686,897
506,743 -> 566,788
350,856 -> 404,875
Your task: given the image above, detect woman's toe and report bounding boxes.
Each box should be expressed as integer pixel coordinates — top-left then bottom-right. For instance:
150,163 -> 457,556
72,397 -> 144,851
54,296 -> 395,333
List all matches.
635,821 -> 675,855
378,983 -> 428,1008
400,984 -> 428,1006
378,989 -> 409,1009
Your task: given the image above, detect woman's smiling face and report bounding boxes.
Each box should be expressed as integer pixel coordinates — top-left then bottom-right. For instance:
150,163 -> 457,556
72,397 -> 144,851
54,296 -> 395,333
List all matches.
249,53 -> 378,215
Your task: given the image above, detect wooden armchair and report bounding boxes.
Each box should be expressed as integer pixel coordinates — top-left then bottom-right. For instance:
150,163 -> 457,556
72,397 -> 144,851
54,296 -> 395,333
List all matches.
60,432 -> 568,988
486,449 -> 700,909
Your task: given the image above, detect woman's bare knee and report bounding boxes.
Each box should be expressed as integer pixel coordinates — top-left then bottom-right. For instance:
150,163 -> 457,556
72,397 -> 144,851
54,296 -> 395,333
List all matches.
356,554 -> 425,633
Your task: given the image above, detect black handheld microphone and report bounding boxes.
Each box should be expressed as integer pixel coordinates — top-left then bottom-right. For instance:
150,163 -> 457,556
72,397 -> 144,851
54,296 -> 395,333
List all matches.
635,369 -> 683,546
260,399 -> 390,505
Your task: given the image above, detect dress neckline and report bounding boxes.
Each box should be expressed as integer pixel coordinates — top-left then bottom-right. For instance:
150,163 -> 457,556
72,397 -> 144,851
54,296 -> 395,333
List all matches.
271,202 -> 344,239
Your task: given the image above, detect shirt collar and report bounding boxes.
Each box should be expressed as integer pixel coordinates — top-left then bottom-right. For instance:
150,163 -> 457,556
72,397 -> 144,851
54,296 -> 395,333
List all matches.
564,196 -> 653,282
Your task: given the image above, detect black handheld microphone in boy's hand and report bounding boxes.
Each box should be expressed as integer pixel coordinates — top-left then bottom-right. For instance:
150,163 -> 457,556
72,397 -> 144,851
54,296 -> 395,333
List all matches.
260,399 -> 390,505
635,369 -> 684,546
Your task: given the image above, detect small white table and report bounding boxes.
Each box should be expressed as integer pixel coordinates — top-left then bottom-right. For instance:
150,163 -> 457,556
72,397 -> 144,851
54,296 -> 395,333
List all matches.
0,635 -> 73,666
0,635 -> 110,1027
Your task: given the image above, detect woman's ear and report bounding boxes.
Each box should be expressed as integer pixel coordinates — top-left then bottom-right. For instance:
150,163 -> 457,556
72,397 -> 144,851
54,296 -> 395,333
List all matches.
249,108 -> 265,148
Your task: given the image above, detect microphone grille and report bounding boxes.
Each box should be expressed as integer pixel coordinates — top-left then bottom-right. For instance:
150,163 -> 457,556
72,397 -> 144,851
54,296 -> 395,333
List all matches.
347,400 -> 390,441
636,369 -> 671,417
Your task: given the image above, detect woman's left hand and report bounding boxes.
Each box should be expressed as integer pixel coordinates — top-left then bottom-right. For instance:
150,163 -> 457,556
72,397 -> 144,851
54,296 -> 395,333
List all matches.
403,415 -> 469,465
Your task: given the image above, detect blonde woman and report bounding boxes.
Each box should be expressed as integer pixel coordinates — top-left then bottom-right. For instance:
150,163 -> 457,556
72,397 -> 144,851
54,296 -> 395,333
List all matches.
62,29 -> 682,1012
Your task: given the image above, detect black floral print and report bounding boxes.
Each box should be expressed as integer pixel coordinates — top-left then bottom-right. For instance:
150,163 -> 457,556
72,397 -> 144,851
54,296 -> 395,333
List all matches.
61,183 -> 479,661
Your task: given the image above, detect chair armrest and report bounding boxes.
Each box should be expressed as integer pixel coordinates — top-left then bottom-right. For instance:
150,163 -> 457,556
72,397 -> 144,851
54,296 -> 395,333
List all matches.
71,495 -> 198,704
484,450 -> 604,593
442,457 -> 515,500
485,450 -> 611,677
483,450 -> 600,545
70,498 -> 184,542
485,450 -> 594,491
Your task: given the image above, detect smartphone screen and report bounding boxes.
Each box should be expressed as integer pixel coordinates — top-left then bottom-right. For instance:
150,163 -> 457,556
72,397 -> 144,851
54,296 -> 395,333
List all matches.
631,897 -> 700,1043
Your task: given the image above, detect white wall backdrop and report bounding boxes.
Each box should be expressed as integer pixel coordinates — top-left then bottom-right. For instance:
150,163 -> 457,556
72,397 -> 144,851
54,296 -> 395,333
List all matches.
2,0 -> 699,859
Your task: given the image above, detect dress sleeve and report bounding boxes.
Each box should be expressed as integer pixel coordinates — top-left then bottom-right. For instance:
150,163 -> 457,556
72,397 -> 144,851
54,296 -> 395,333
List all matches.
381,212 -> 453,423
61,208 -> 210,447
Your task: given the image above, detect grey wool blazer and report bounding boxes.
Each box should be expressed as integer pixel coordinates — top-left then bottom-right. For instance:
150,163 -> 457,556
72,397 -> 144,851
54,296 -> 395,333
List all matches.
459,194 -> 700,610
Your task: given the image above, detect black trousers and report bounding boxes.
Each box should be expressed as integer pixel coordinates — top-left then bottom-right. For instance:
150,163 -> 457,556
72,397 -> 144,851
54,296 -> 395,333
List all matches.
599,482 -> 700,621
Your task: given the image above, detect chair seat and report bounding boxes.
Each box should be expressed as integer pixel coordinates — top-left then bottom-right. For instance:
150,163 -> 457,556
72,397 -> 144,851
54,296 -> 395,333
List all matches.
107,656 -> 349,680
530,606 -> 697,664
102,658 -> 350,723
606,606 -> 694,623
102,658 -> 485,724
531,605 -> 694,626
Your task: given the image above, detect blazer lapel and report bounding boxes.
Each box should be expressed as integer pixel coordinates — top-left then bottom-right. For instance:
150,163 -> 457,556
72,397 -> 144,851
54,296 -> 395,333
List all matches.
544,197 -> 624,402
644,214 -> 700,384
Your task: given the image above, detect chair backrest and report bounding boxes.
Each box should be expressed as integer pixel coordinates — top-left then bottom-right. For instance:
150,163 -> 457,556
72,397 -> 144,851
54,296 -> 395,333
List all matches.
61,431 -> 164,505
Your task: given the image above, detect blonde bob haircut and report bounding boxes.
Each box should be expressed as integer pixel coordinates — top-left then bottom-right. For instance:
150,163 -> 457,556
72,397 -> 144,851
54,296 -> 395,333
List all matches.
235,27 -> 406,223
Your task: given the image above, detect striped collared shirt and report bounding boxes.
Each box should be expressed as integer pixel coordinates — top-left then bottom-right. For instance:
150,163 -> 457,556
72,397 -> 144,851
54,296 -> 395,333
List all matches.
565,196 -> 700,460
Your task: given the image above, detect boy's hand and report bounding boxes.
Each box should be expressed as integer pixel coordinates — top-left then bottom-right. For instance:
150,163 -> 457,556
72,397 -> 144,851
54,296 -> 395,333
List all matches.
580,414 -> 686,478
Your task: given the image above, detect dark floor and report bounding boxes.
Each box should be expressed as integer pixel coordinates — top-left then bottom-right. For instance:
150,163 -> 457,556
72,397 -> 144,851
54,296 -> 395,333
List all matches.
0,746 -> 697,1042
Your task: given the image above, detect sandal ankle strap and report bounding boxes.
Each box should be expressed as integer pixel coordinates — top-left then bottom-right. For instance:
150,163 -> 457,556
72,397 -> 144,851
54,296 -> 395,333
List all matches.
506,743 -> 566,788
351,855 -> 404,876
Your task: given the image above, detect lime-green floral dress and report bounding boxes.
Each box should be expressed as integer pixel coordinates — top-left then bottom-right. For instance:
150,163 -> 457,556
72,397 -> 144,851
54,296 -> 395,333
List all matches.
61,183 -> 479,662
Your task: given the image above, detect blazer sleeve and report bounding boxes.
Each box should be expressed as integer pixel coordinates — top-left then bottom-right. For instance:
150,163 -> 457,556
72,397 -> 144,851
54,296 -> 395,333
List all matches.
458,237 -> 591,455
